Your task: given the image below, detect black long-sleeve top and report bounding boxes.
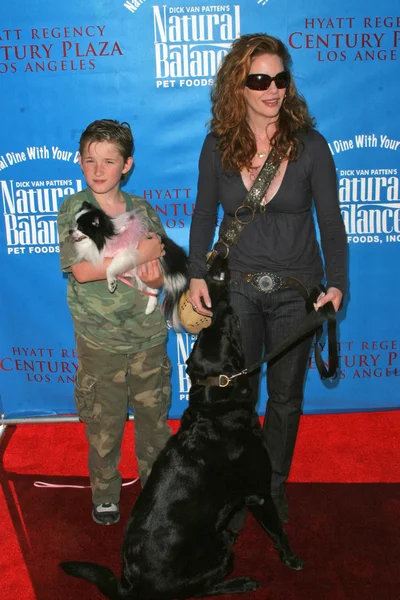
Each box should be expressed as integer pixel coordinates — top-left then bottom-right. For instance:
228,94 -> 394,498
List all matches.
188,129 -> 348,294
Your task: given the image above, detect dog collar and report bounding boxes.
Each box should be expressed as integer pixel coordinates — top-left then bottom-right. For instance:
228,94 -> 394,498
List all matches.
195,370 -> 248,388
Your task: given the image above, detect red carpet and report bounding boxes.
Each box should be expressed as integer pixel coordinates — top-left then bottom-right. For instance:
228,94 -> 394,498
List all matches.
1,411 -> 399,600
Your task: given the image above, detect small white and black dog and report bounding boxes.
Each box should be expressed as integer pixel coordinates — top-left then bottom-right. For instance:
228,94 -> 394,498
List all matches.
69,201 -> 188,328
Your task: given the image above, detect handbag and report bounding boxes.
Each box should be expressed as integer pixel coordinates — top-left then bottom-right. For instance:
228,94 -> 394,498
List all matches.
178,149 -> 282,335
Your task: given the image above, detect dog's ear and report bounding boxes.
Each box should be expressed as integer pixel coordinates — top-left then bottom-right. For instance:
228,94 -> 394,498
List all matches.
186,305 -> 246,384
81,201 -> 94,211
186,342 -> 207,382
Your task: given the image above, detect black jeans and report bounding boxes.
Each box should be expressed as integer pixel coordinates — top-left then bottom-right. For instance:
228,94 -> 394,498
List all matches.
229,275 -> 314,496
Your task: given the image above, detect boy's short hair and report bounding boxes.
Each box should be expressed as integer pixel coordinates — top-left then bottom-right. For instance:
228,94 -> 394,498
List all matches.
79,119 -> 134,163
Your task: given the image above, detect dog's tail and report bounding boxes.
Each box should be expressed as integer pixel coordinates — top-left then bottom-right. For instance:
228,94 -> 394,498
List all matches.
60,561 -> 121,599
160,236 -> 189,331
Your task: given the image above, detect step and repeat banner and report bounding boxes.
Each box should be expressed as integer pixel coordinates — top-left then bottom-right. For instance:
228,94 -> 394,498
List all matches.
1,0 -> 399,419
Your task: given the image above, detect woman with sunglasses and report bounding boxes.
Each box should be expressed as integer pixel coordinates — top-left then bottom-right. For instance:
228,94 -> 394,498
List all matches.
187,34 -> 347,524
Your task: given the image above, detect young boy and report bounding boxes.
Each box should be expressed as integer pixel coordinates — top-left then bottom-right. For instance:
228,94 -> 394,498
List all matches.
57,119 -> 172,525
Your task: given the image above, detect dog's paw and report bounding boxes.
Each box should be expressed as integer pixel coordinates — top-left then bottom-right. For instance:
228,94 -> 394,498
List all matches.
281,553 -> 305,571
108,278 -> 118,293
145,296 -> 158,315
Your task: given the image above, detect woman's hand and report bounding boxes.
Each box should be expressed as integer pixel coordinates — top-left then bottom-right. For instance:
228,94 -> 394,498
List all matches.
314,286 -> 343,312
189,278 -> 213,317
137,260 -> 164,289
137,233 -> 165,264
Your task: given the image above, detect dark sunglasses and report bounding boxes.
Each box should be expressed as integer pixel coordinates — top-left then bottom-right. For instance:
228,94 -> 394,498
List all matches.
245,71 -> 290,91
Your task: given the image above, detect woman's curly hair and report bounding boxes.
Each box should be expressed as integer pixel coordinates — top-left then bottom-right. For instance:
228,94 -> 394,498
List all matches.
210,33 -> 315,172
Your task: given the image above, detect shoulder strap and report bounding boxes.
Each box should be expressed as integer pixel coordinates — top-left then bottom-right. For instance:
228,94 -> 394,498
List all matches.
212,149 -> 282,261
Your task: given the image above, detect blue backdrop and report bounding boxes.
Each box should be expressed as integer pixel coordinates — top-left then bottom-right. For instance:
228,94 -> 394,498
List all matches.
1,0 -> 399,419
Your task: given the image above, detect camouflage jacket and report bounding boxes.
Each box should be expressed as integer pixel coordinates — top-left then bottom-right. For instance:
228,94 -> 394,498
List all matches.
57,188 -> 168,353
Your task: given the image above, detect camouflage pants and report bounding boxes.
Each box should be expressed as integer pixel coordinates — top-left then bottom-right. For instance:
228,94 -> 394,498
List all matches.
74,335 -> 172,504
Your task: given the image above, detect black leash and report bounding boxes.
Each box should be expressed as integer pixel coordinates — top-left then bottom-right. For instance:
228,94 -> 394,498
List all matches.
196,289 -> 338,388
246,291 -> 337,379
306,285 -> 338,379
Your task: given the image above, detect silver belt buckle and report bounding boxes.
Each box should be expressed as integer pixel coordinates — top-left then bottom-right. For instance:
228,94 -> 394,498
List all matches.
255,273 -> 274,292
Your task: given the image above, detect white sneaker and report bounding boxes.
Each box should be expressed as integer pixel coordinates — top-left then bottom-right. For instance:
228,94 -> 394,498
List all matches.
92,502 -> 120,525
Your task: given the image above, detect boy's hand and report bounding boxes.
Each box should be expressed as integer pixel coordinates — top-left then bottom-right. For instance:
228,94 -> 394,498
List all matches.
137,233 -> 165,264
137,260 -> 164,289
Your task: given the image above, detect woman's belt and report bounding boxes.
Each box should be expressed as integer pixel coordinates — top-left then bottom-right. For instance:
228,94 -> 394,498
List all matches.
232,270 -> 309,299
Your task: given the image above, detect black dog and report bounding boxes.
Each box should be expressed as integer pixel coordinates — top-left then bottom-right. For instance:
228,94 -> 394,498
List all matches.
60,256 -> 304,598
